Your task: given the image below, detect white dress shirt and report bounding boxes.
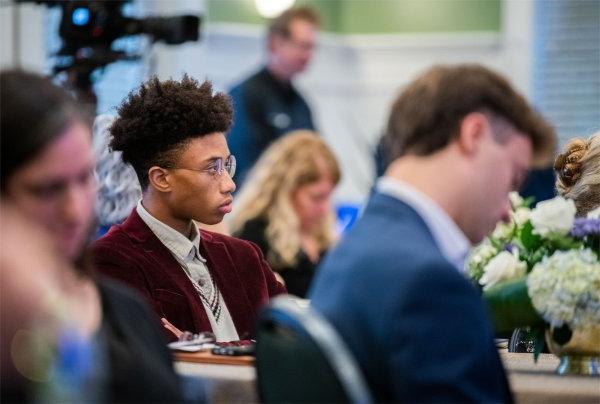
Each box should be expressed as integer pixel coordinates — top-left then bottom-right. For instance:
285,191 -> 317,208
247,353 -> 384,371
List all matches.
377,177 -> 471,273
136,201 -> 239,341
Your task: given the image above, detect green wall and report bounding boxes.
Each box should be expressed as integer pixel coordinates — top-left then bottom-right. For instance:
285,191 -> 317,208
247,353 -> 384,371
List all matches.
207,0 -> 502,33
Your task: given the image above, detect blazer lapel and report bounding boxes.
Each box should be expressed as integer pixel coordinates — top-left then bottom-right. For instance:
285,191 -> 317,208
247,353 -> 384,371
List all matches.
200,232 -> 256,339
121,210 -> 211,332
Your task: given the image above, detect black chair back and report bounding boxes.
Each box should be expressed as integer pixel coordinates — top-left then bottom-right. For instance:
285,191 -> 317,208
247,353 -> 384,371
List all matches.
256,295 -> 373,404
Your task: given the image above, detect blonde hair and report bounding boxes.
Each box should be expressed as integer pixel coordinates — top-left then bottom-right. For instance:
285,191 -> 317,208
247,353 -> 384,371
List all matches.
230,131 -> 340,269
554,132 -> 600,216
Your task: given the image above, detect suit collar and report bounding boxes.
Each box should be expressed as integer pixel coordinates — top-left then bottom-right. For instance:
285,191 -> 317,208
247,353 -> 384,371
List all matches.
374,177 -> 470,272
199,232 -> 256,338
135,201 -> 204,263
119,210 -> 211,331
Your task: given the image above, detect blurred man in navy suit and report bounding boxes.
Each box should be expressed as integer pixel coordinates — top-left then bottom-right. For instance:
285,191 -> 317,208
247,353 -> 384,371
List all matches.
310,64 -> 555,402
228,7 -> 320,186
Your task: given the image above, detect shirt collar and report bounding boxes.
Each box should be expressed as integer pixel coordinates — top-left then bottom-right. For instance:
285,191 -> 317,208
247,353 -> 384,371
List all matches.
136,201 -> 205,263
376,177 -> 470,273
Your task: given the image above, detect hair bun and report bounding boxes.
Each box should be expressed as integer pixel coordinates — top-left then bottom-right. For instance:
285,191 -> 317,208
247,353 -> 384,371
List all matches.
554,139 -> 588,187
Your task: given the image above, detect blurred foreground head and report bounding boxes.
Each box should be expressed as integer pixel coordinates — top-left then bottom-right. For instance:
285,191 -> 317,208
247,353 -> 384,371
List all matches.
385,64 -> 556,243
385,64 -> 555,164
0,202 -> 76,400
1,70 -> 96,261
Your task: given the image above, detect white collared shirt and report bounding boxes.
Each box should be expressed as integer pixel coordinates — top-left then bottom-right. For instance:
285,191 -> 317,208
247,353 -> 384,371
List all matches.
376,177 -> 471,273
136,201 -> 239,341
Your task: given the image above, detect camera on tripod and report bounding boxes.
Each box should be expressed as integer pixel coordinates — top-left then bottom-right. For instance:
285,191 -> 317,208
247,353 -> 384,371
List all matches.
17,0 -> 201,106
57,0 -> 200,54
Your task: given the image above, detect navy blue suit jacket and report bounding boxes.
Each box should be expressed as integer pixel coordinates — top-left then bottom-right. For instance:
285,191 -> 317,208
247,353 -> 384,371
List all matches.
309,192 -> 512,403
228,68 -> 315,186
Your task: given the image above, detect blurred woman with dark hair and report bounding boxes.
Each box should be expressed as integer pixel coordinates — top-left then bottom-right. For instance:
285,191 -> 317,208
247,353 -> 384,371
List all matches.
0,69 -> 182,402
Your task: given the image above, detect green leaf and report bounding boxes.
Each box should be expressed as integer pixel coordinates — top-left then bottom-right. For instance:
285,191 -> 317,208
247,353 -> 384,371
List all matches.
483,279 -> 545,333
532,327 -> 546,362
523,196 -> 536,208
588,235 -> 600,256
520,221 -> 542,251
545,233 -> 584,250
527,246 -> 549,269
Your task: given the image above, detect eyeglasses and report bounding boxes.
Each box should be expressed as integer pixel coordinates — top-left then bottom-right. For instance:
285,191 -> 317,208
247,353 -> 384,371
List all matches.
170,155 -> 236,178
286,38 -> 316,52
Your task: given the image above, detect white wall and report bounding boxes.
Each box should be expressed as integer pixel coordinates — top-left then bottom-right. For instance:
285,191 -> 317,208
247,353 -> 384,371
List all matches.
0,0 -> 535,204
0,1 -> 46,72
149,0 -> 534,204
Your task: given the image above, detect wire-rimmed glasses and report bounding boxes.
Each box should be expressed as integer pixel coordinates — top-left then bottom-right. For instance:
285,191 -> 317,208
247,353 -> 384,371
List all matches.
170,155 -> 236,179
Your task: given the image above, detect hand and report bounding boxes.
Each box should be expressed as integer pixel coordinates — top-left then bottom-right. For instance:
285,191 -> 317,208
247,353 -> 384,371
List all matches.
161,317 -> 183,339
274,271 -> 286,285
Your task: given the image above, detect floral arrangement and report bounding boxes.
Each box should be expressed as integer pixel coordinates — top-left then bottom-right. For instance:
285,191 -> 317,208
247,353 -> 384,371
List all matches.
467,193 -> 600,354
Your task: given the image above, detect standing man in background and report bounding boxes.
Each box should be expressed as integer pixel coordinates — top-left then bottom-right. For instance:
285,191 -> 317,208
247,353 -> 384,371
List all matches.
228,6 -> 320,186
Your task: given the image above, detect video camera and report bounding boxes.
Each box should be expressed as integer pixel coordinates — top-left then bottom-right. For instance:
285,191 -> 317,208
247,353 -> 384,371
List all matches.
17,0 -> 201,105
56,0 -> 200,53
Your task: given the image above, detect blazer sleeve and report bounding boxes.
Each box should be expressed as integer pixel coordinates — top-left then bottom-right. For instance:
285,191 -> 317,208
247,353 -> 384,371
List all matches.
244,238 -> 287,297
91,240 -> 164,319
386,261 -> 512,403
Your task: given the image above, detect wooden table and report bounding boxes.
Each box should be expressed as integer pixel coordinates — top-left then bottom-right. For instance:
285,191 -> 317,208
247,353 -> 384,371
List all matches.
174,351 -> 257,403
500,351 -> 600,403
175,350 -> 599,403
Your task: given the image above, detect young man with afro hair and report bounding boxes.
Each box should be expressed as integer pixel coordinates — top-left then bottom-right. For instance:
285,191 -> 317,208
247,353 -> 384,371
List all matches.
92,75 -> 286,342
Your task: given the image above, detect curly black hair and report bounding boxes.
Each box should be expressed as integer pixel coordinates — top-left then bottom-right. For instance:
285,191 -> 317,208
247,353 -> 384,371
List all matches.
109,74 -> 233,190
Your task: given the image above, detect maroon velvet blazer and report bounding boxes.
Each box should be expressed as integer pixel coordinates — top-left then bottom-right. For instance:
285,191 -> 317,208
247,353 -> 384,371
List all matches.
91,209 -> 286,341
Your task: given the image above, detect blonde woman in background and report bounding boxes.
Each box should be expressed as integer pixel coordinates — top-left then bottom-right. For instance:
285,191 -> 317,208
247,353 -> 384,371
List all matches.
554,132 -> 600,216
230,131 -> 341,297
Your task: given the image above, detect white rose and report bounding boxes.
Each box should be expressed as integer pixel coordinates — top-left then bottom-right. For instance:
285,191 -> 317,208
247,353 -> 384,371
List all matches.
512,207 -> 530,226
469,243 -> 498,266
529,196 -> 576,236
479,250 -> 527,290
492,222 -> 512,240
587,206 -> 600,219
509,192 -> 524,209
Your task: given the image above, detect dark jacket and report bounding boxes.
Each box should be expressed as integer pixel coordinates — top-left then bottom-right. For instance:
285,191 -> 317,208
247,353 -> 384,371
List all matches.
235,217 -> 322,298
98,278 -> 183,402
228,67 -> 315,185
92,209 -> 286,341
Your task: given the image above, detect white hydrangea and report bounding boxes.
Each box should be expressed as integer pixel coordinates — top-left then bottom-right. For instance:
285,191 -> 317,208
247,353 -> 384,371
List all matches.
479,249 -> 527,290
527,249 -> 600,329
511,207 -> 531,226
530,196 -> 577,236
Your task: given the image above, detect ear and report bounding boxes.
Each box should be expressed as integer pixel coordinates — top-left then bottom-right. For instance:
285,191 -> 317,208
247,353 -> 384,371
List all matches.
457,112 -> 490,156
147,166 -> 172,193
